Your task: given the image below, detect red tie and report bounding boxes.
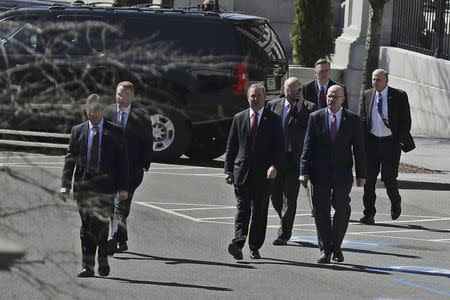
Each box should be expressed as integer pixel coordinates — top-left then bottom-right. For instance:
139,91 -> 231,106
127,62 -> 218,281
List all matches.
251,112 -> 258,140
319,86 -> 326,108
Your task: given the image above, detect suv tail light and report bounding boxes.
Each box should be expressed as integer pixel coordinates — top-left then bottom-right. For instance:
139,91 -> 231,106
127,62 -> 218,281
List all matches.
231,61 -> 248,95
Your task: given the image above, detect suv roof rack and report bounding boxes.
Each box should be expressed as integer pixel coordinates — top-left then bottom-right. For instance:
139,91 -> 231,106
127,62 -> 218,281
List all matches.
71,1 -> 117,7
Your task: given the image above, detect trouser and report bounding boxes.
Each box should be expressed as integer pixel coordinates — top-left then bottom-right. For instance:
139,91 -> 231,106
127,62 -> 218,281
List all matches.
77,191 -> 114,268
232,176 -> 271,251
313,182 -> 352,253
270,152 -> 300,240
111,171 -> 143,243
363,135 -> 402,217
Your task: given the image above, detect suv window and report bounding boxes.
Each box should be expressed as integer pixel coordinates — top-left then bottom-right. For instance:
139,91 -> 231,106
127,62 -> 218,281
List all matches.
0,16 -> 41,55
234,21 -> 285,66
123,18 -> 238,56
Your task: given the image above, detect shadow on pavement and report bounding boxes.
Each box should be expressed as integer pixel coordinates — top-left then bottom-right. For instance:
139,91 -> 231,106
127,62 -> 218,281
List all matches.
362,222 -> 450,234
103,276 -> 232,291
113,251 -> 255,269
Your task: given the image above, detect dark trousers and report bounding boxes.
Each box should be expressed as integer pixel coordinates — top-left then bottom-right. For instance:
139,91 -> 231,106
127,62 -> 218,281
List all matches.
232,175 -> 271,251
363,135 -> 402,217
270,152 -> 300,240
313,182 -> 352,253
77,191 -> 114,268
112,170 -> 143,243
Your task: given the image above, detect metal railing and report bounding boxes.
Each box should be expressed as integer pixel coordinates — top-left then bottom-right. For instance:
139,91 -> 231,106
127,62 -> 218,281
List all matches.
392,0 -> 450,60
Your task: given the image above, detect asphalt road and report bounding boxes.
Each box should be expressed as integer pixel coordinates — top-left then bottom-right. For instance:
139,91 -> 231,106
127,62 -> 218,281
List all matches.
0,152 -> 449,299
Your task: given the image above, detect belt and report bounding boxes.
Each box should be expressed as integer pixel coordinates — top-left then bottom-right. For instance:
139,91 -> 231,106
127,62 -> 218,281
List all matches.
369,133 -> 393,142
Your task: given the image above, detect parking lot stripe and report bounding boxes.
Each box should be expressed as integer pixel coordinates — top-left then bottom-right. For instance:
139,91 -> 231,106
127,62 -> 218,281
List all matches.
148,172 -> 224,177
354,228 -> 450,234
348,232 -> 450,243
171,206 -> 235,212
136,202 -> 201,222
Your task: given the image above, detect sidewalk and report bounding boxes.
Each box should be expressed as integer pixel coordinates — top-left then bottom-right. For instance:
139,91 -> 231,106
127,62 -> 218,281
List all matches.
397,135 -> 450,189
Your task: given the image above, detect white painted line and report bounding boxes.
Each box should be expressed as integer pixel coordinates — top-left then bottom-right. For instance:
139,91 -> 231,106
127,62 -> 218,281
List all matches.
429,239 -> 450,242
363,218 -> 450,224
0,165 -> 62,169
1,162 -> 63,166
199,216 -> 236,220
150,166 -> 206,170
148,172 -> 224,177
354,228 -> 450,234
198,220 -> 234,225
136,202 -> 201,222
143,202 -> 230,207
171,206 -> 235,211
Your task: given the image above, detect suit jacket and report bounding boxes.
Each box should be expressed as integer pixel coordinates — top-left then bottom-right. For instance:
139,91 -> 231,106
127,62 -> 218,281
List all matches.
224,106 -> 284,186
300,108 -> 366,186
62,120 -> 128,196
266,98 -> 315,166
104,103 -> 153,184
302,79 -> 348,110
358,86 -> 415,152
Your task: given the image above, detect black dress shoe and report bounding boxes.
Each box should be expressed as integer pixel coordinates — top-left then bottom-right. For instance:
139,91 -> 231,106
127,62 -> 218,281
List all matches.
317,252 -> 331,264
97,257 -> 110,277
273,238 -> 288,246
228,243 -> 243,260
77,267 -> 94,278
391,203 -> 402,220
360,215 -> 375,225
250,250 -> 261,259
116,242 -> 128,253
332,249 -> 344,262
107,239 -> 116,256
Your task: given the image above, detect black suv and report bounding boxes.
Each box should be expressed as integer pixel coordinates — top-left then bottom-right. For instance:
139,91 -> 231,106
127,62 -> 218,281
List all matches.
0,2 -> 287,160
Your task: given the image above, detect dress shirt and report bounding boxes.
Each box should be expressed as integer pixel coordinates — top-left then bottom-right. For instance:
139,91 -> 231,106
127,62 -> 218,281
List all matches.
116,104 -> 131,127
316,80 -> 329,99
87,119 -> 104,168
370,86 -> 392,137
327,107 -> 342,131
249,106 -> 264,129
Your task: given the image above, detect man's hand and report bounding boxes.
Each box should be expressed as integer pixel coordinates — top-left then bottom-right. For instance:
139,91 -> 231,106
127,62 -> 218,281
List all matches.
299,175 -> 309,188
225,174 -> 233,185
59,187 -> 70,202
356,178 -> 366,187
267,166 -> 277,179
295,93 -> 305,111
118,190 -> 128,201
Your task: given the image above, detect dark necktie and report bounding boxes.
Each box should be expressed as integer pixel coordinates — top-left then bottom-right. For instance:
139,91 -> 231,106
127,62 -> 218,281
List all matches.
283,103 -> 291,151
330,113 -> 337,141
251,112 -> 258,141
88,126 -> 99,173
118,111 -> 126,128
319,86 -> 326,109
377,94 -> 390,128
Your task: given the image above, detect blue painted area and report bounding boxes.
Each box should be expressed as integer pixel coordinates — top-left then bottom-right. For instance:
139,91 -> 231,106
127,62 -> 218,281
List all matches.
287,236 -> 394,249
378,265 -> 450,277
393,277 -> 450,297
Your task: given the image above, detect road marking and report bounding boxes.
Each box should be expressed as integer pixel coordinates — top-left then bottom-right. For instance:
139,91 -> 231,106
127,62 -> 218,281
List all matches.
150,166 -> 206,170
136,202 -> 201,222
348,232 -> 450,243
355,228 -> 450,234
393,277 -> 450,297
148,172 -> 224,177
142,202 -> 230,207
171,206 -> 235,212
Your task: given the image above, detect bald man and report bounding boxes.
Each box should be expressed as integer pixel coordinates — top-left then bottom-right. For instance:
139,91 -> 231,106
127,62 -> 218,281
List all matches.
267,77 -> 315,245
358,69 -> 414,225
300,85 -> 366,264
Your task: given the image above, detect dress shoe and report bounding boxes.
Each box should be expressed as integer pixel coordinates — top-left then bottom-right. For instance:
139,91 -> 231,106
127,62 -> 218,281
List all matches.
391,203 -> 402,220
107,239 -> 116,256
77,267 -> 94,278
332,249 -> 344,262
273,238 -> 288,246
227,243 -> 243,260
97,257 -> 110,277
317,252 -> 331,264
250,250 -> 261,259
116,242 -> 128,253
359,215 -> 375,225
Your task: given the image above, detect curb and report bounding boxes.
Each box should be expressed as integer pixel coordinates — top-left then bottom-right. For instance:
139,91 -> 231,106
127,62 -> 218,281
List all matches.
0,238 -> 25,270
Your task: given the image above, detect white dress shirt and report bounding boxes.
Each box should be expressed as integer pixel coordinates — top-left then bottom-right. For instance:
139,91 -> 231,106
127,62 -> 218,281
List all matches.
370,86 -> 392,137
327,107 -> 343,131
249,107 -> 264,128
116,104 -> 131,127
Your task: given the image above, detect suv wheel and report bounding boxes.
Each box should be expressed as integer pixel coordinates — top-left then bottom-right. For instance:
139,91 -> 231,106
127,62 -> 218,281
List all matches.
150,111 -> 191,161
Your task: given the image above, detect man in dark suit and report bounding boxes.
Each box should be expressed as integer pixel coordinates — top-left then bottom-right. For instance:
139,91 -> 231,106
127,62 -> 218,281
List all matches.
225,84 -> 284,260
267,77 -> 315,245
60,94 -> 128,277
104,81 -> 153,253
300,85 -> 366,264
302,58 -> 348,110
358,69 -> 414,225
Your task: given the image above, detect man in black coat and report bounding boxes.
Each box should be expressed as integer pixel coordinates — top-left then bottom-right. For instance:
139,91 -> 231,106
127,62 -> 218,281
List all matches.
225,84 -> 284,260
60,94 -> 128,277
302,58 -> 348,110
104,81 -> 153,252
358,69 -> 414,225
300,85 -> 366,263
267,77 -> 315,245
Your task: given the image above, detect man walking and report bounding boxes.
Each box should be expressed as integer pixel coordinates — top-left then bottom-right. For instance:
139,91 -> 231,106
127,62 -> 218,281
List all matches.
225,84 -> 283,260
104,81 -> 153,252
267,77 -> 315,245
60,94 -> 128,277
300,85 -> 366,263
358,69 -> 414,225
